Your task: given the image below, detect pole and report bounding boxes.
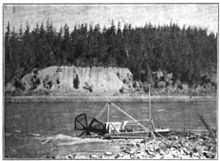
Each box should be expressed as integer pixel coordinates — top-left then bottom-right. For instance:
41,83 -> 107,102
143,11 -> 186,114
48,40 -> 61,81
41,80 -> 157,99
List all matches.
111,103 -> 149,132
107,103 -> 110,123
95,103 -> 107,120
149,84 -> 156,138
149,84 -> 151,120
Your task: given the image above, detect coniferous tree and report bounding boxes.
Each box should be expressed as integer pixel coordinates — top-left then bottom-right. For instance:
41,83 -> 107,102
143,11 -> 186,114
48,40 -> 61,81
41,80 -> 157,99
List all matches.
4,21 -> 217,88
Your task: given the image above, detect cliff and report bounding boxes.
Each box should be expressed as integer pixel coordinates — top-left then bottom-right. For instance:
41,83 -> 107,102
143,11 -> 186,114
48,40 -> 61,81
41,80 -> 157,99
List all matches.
19,66 -> 133,94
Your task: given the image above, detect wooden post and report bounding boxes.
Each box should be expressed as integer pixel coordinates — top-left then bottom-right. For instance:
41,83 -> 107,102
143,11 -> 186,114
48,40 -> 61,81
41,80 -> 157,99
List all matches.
112,103 -> 149,132
107,103 -> 110,123
197,113 -> 215,139
95,103 -> 107,120
149,84 -> 151,120
149,84 -> 156,139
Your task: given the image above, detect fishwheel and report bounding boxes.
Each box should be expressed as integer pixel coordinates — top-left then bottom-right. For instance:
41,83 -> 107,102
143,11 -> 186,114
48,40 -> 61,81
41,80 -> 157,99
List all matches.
75,113 -> 107,137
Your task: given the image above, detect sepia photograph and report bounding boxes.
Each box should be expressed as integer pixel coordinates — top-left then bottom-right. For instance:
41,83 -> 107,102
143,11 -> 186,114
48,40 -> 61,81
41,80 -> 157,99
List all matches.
3,3 -> 218,159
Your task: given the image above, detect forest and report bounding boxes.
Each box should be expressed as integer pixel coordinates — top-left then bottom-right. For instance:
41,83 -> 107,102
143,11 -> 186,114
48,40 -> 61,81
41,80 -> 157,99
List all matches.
4,21 -> 217,90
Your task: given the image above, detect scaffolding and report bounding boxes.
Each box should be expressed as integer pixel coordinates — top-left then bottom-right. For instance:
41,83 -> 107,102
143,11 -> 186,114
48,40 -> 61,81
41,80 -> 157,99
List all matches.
94,84 -> 161,138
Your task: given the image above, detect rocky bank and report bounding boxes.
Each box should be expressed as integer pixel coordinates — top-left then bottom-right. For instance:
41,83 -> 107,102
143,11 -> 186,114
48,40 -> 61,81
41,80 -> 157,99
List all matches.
5,131 -> 217,159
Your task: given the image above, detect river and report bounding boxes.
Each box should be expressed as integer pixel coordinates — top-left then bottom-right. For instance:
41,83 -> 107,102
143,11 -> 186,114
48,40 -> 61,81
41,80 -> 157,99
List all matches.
5,101 -> 217,135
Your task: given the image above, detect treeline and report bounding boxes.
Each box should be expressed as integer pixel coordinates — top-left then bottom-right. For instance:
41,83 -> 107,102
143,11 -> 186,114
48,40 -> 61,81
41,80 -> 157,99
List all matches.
5,21 -> 217,86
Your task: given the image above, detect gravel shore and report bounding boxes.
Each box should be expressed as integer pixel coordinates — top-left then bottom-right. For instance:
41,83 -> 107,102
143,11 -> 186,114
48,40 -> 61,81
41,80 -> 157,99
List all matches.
5,130 -> 217,159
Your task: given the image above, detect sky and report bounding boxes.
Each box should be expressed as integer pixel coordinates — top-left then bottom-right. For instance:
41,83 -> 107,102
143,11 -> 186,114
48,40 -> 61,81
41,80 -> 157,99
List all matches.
3,4 -> 218,33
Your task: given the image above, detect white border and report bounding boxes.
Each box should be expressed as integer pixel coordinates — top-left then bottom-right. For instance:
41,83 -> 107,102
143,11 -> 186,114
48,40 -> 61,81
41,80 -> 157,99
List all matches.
0,1 -> 219,161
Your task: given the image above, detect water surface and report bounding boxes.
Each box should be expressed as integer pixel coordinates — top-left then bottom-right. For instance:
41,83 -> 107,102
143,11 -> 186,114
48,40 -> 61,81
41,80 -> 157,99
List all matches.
5,101 -> 217,135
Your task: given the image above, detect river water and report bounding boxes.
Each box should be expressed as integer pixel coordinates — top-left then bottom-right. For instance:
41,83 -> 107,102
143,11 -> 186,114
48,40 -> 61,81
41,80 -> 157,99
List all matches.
5,101 -> 217,135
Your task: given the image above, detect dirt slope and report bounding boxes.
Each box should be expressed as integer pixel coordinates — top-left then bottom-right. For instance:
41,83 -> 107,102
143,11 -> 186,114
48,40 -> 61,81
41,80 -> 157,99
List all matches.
21,66 -> 133,94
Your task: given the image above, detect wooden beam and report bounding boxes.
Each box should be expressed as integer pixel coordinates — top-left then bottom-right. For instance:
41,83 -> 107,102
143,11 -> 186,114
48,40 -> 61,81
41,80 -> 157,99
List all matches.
107,103 -> 110,122
111,103 -> 149,132
95,103 -> 107,120
149,84 -> 151,120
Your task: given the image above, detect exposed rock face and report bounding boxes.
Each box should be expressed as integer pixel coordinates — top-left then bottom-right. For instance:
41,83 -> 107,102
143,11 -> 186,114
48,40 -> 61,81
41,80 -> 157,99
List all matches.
21,66 -> 133,93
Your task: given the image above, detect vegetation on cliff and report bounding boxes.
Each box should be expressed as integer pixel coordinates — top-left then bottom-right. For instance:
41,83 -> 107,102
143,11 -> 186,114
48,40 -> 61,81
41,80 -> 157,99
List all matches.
4,21 -> 217,95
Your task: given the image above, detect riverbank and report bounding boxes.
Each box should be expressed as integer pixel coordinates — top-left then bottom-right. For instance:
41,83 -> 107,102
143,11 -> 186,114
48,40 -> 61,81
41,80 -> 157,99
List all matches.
5,95 -> 216,103
5,131 -> 216,159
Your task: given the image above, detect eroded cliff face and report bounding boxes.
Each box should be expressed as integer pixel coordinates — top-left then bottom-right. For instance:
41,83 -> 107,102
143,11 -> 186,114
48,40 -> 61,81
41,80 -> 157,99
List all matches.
20,66 -> 133,93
